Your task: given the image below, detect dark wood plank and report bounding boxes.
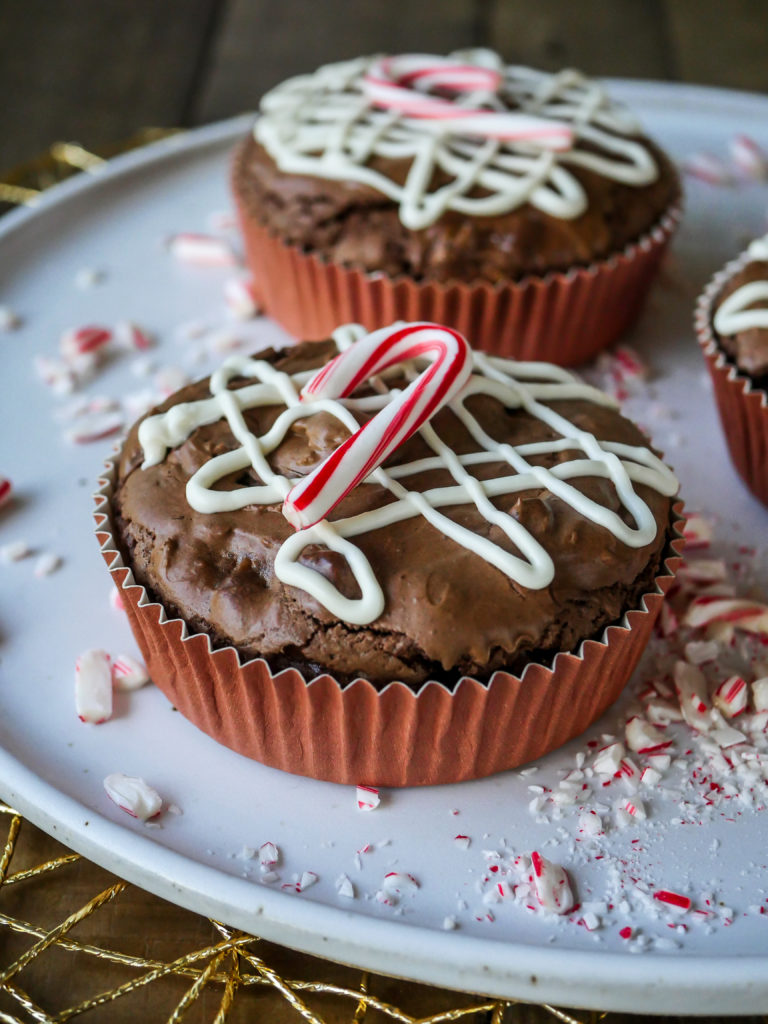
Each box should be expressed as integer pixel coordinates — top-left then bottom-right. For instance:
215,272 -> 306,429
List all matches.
195,0 -> 478,122
664,0 -> 768,91
489,0 -> 673,79
0,0 -> 222,169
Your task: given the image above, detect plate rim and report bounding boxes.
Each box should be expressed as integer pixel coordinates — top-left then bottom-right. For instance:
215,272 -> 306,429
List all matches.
3,82 -> 768,1013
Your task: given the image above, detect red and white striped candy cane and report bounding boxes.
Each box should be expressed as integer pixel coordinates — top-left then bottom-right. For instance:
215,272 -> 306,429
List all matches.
363,56 -> 573,150
282,322 -> 472,530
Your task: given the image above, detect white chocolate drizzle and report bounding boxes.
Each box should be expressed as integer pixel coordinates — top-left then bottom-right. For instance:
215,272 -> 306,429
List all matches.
137,324 -> 677,626
714,234 -> 768,336
255,50 -> 659,231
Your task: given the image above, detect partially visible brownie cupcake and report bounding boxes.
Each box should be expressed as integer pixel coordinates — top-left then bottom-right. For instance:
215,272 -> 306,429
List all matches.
695,235 -> 768,507
232,50 -> 681,364
96,322 -> 682,785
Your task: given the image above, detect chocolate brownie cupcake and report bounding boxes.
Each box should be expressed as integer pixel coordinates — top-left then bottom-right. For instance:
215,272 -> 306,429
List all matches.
232,51 -> 681,364
695,235 -> 768,507
96,322 -> 683,785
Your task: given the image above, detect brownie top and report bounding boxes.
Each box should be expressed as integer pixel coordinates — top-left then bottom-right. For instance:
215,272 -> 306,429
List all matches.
235,52 -> 680,283
713,236 -> 768,383
113,331 -> 677,688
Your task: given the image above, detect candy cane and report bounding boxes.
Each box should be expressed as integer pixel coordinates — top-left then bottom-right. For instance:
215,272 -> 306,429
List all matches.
363,57 -> 573,149
282,323 -> 472,530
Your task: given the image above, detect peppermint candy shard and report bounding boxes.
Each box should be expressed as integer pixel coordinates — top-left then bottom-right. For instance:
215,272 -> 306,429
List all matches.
356,784 -> 380,811
713,676 -> 748,719
753,678 -> 768,714
625,716 -> 671,754
653,889 -> 691,912
335,874 -> 355,899
259,841 -> 280,868
381,871 -> 419,896
103,773 -> 162,821
75,649 -> 113,724
168,233 -> 238,267
529,851 -> 574,914
111,653 -> 150,691
0,477 -> 11,508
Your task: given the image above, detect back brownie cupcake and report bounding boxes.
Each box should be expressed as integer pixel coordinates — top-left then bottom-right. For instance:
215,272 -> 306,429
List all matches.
96,322 -> 683,785
695,235 -> 768,507
233,50 -> 681,364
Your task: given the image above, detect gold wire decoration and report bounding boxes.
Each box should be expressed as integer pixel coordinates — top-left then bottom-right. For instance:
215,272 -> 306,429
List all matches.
0,805 -> 531,1022
1,136 -> 761,1024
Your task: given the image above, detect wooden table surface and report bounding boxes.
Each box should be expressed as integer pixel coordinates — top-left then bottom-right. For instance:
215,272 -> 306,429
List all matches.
1,0 -> 768,169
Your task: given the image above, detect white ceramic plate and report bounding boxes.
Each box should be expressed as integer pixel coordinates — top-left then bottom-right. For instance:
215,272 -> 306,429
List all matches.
1,83 -> 768,1014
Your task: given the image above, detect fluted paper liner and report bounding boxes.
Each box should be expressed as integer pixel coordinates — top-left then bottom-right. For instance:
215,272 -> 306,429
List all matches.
95,463 -> 684,787
695,250 -> 768,509
234,191 -> 680,367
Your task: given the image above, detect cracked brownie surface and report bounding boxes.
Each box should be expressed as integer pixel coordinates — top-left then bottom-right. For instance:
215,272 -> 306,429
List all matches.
113,340 -> 673,688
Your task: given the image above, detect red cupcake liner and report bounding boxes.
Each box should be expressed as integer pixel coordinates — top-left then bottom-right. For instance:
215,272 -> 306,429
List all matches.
695,252 -> 768,508
234,191 -> 680,367
95,459 -> 684,787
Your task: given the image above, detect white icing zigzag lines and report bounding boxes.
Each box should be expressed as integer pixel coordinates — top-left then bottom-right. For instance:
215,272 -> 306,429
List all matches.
255,50 -> 659,231
714,234 -> 768,336
137,324 -> 678,626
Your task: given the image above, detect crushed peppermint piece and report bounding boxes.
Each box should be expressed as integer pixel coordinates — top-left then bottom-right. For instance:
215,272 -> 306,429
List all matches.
729,134 -> 768,180
1,540 -> 30,562
684,597 -> 768,635
33,553 -> 61,577
653,890 -> 691,912
593,741 -> 625,775
0,306 -> 21,331
442,915 -> 458,930
623,798 -> 646,820
109,587 -> 125,612
259,841 -> 280,868
75,649 -> 113,724
224,277 -> 260,319
260,870 -> 279,884
64,412 -> 124,445
578,811 -> 602,836
684,640 -> 719,665
298,871 -> 318,891
682,514 -> 713,549
74,267 -> 105,289
0,476 -> 12,508
356,784 -> 380,811
382,871 -> 419,897
453,834 -> 471,850
115,320 -> 153,352
103,773 -> 162,820
529,852 -> 574,914
674,660 -> 713,732
60,325 -> 112,362
625,716 -> 671,754
682,152 -> 732,185
168,233 -> 238,267
710,723 -> 746,749
111,653 -> 149,691
238,846 -> 257,860
640,766 -> 662,787
752,677 -> 768,713
336,874 -> 355,898
713,676 -> 748,718
34,354 -> 78,394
